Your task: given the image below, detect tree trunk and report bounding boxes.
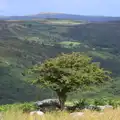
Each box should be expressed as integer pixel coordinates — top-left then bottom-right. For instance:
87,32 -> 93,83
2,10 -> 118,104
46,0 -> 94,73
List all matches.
57,93 -> 67,110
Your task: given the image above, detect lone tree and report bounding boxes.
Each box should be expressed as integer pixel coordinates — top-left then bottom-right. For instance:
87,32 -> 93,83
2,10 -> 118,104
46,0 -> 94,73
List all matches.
29,52 -> 111,110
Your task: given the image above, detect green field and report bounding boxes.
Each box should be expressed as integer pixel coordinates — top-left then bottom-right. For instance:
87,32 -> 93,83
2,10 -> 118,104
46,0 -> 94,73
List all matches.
58,41 -> 81,48
37,19 -> 84,25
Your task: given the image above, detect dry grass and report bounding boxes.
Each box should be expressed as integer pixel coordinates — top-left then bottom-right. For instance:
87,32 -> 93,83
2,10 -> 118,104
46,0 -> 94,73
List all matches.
1,108 -> 120,120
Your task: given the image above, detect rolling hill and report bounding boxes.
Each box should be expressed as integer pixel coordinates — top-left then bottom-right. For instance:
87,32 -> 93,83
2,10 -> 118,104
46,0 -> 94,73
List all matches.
1,13 -> 120,22
0,19 -> 120,104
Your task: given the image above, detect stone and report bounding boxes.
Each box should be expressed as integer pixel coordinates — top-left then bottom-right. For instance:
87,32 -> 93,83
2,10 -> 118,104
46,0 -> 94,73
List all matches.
36,111 -> 44,116
84,105 -> 113,111
104,105 -> 113,109
30,111 -> 36,115
34,99 -> 60,108
30,110 -> 44,116
70,112 -> 84,118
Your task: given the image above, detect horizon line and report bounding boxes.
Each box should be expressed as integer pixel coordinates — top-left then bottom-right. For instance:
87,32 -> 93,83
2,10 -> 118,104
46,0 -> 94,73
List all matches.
0,12 -> 120,18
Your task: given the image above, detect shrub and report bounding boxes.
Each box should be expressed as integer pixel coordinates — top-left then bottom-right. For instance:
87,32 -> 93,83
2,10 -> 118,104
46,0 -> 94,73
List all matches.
0,102 -> 37,113
73,99 -> 89,109
108,99 -> 120,109
94,98 -> 108,106
18,103 -> 37,112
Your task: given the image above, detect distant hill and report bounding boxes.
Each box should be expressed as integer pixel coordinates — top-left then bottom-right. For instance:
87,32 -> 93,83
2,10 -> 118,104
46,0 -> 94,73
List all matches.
1,12 -> 120,22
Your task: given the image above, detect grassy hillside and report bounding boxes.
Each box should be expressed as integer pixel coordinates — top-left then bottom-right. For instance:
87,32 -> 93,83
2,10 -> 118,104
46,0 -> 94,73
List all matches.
0,19 -> 120,104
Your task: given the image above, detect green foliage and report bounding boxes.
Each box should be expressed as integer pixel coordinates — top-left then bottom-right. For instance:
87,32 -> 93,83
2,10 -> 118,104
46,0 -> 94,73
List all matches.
94,98 -> 109,106
29,52 -> 111,109
73,98 -> 89,109
72,98 -> 120,110
18,103 -> 37,112
108,99 -> 120,109
0,103 -> 37,112
30,52 -> 111,90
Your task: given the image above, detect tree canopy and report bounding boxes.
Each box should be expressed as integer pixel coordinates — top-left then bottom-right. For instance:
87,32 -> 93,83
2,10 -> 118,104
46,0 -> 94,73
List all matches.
29,52 -> 111,109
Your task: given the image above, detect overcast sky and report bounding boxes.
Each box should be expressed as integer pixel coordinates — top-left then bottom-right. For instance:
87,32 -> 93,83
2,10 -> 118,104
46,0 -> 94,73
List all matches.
0,0 -> 119,16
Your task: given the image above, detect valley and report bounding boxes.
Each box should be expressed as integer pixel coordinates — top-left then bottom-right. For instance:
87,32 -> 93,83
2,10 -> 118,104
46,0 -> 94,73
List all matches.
0,19 -> 120,104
